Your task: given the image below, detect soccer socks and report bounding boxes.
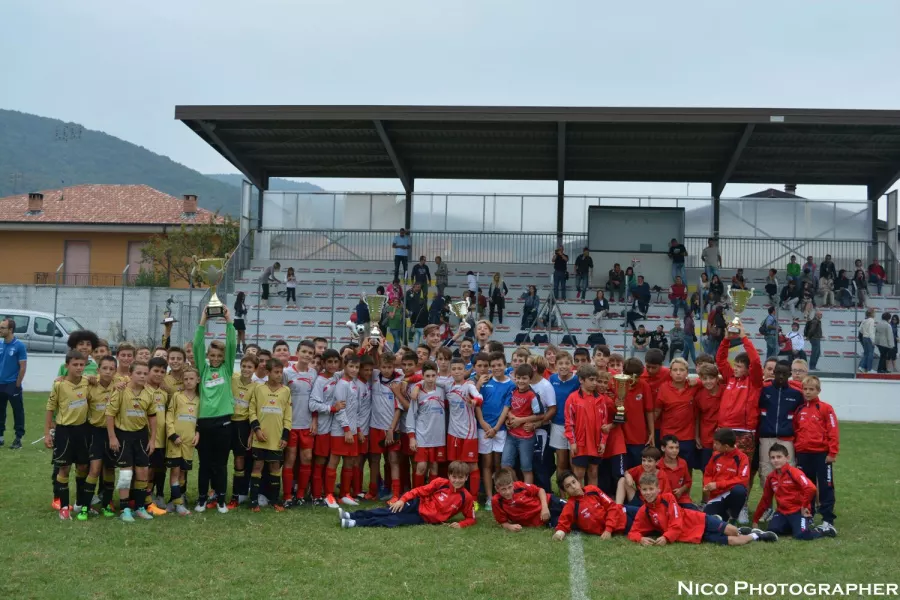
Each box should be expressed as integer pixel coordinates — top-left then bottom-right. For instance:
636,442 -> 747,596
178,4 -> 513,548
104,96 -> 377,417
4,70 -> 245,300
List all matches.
282,467 -> 295,501
249,473 -> 262,506
84,475 -> 99,508
102,473 -> 115,507
399,459 -> 411,493
154,469 -> 166,498
269,469 -> 282,505
352,466 -> 362,497
75,468 -> 88,507
298,464 -> 313,499
414,473 -> 426,489
339,467 -> 353,498
469,468 -> 481,498
325,467 -> 338,497
312,464 -> 325,498
231,470 -> 245,500
134,481 -> 148,509
171,482 -> 184,505
55,473 -> 70,508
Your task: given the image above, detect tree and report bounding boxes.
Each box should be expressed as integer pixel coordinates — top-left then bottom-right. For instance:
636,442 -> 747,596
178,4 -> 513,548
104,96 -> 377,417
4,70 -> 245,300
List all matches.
141,213 -> 239,285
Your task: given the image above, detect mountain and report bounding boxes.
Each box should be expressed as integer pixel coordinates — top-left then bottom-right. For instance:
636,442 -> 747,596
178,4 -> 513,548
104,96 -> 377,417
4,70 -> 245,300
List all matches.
0,109 -> 321,216
205,174 -> 323,192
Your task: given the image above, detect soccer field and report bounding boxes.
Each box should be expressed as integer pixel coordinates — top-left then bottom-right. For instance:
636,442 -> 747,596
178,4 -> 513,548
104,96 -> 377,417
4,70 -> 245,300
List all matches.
0,394 -> 897,600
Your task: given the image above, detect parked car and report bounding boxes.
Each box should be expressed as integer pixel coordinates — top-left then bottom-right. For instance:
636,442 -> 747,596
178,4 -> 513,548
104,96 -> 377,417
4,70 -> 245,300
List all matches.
0,309 -> 85,352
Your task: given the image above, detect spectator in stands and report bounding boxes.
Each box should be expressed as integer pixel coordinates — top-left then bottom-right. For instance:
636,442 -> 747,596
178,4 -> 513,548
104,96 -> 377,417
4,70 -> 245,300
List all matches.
682,312 -> 696,365
868,259 -> 887,295
258,261 -> 282,307
776,327 -> 792,360
786,255 -> 801,284
388,278 -> 404,304
668,238 -> 688,282
705,305 -> 726,354
780,280 -> 800,318
552,246 -> 569,301
428,294 -> 447,326
521,285 -> 540,329
891,315 -> 900,372
434,256 -> 449,299
607,263 -> 626,303
405,283 -> 428,346
858,308 -> 876,373
591,290 -> 609,326
853,269 -> 869,307
632,275 -> 651,312
708,274 -> 724,306
818,272 -> 835,307
836,269 -> 853,308
668,321 -> 685,362
387,298 -> 405,351
800,268 -> 815,291
804,311 -> 823,371
803,256 -> 818,287
699,273 -> 710,312
477,289 -> 487,320
689,291 -> 701,320
854,258 -> 864,272
765,269 -> 779,307
624,266 -> 636,294
574,247 -> 594,301
669,276 -> 687,318
799,282 -> 816,321
410,256 -> 431,299
875,312 -> 895,374
233,292 -> 248,354
701,238 -> 721,280
819,254 -> 837,281
763,306 -> 778,359
488,273 -> 509,324
392,227 -> 411,280
466,271 -> 478,295
624,297 -> 648,332
631,325 -> 649,358
355,295 -> 370,330
649,324 -> 669,358
731,268 -> 747,291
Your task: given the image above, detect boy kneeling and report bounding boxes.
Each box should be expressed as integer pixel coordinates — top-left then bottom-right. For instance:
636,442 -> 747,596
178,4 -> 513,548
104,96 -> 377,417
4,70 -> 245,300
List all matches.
338,461 -> 475,528
628,473 -> 777,546
492,467 -> 565,531
552,470 -> 629,541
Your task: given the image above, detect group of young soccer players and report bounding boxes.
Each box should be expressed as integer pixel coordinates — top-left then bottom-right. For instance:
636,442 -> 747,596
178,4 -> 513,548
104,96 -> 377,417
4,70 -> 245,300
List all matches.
45,315 -> 842,547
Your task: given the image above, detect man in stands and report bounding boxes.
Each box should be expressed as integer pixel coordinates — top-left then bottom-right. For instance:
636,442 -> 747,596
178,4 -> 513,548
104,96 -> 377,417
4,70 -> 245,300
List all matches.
410,256 -> 431,300
574,247 -> 594,301
804,311 -> 824,371
668,238 -> 688,282
819,254 -> 837,282
868,259 -> 886,295
258,262 -> 282,307
607,263 -> 626,303
392,227 -> 411,281
701,238 -> 721,280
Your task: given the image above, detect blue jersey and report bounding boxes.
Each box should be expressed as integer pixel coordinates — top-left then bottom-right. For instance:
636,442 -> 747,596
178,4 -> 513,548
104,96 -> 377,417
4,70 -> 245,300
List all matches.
479,377 -> 514,429
549,373 -> 580,426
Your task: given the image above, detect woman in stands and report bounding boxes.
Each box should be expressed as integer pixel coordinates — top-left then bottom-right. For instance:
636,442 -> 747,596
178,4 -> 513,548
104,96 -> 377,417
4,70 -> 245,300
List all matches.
233,292 -> 248,354
591,290 -> 609,326
699,272 -> 710,312
521,285 -> 540,329
853,269 -> 869,307
708,275 -> 724,306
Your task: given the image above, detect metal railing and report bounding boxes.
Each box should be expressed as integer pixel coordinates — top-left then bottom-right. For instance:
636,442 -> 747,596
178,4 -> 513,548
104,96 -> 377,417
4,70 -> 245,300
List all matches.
34,272 -> 141,287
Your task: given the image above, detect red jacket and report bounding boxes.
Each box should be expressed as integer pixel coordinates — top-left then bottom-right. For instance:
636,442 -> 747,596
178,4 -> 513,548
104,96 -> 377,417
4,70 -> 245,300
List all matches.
794,398 -> 840,458
491,482 -> 547,528
602,396 -> 626,457
694,385 -> 722,448
564,390 -> 610,457
656,381 -> 699,440
399,478 -> 476,527
555,485 -> 627,535
657,457 -> 693,504
716,337 -> 763,431
702,448 -> 750,500
641,366 -> 670,431
669,283 -> 687,301
627,465 -> 672,501
620,379 -> 654,445
752,465 -> 817,523
627,493 -> 707,544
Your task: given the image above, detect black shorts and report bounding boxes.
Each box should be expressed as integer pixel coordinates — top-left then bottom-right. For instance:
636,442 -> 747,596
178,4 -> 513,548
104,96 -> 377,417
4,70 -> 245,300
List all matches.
88,425 -> 115,467
252,448 -> 284,463
234,318 -> 246,332
52,424 -> 90,466
113,429 -> 150,468
232,420 -> 252,455
150,448 -> 166,470
165,457 -> 193,471
571,455 -> 602,468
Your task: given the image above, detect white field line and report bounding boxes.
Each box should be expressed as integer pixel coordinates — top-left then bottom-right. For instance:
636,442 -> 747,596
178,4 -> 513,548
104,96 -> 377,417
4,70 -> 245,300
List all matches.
568,533 -> 589,600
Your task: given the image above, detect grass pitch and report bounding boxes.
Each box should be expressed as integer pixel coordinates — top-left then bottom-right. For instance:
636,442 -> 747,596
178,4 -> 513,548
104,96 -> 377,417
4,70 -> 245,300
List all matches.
1,393 -> 897,600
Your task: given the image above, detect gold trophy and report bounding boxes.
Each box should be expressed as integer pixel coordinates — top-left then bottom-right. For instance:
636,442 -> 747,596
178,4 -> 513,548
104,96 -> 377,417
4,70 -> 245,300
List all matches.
160,296 -> 178,324
364,294 -> 388,340
449,299 -> 472,331
611,373 -> 634,424
726,285 -> 755,333
192,255 -> 229,318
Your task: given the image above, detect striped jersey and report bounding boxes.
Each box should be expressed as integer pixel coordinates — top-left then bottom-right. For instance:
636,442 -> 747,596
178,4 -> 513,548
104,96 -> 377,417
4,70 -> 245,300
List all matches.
446,381 -> 482,440
406,384 -> 447,448
284,365 -> 316,430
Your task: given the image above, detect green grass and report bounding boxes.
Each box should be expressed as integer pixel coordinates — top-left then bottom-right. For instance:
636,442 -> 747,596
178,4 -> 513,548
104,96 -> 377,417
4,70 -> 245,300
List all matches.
1,393 -> 898,600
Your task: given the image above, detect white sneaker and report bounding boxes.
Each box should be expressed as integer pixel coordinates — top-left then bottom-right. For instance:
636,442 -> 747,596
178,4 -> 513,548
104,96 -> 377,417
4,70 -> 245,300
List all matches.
821,521 -> 838,534
760,508 -> 774,522
194,500 -> 207,513
338,508 -> 350,520
166,502 -> 174,513
175,504 -> 191,516
258,494 -> 269,507
341,518 -> 356,528
91,494 -> 101,506
340,495 -> 359,506
738,507 -> 750,525
217,503 -> 229,514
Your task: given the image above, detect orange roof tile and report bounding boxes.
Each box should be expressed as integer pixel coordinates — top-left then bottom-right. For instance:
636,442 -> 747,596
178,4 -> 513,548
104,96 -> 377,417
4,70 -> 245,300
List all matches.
0,184 -> 224,225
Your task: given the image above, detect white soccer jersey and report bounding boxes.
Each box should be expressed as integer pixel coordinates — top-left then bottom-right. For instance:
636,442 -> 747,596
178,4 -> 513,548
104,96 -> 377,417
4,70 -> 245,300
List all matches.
356,377 -> 373,436
283,365 -> 316,430
370,369 -> 403,431
446,381 -> 483,440
309,372 -> 338,434
332,377 -> 360,436
406,384 -> 447,448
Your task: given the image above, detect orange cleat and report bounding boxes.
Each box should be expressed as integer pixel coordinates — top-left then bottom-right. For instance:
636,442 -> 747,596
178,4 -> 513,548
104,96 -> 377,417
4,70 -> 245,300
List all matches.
324,494 -> 339,509
147,503 -> 168,517
51,498 -> 62,511
363,493 -> 378,501
226,498 -> 240,510
251,506 -> 261,513
273,504 -> 285,512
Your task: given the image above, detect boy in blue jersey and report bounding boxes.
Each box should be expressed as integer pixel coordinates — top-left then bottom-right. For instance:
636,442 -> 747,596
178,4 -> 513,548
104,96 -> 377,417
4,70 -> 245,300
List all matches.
549,350 -> 580,479
758,361 -> 804,487
475,351 -> 513,510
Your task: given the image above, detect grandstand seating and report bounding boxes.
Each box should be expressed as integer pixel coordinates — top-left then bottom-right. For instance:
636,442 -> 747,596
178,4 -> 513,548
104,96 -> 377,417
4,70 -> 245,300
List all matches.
221,260 -> 898,374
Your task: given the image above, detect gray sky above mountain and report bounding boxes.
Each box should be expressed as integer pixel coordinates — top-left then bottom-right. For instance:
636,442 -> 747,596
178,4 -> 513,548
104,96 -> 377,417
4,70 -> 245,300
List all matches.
2,0 -> 899,202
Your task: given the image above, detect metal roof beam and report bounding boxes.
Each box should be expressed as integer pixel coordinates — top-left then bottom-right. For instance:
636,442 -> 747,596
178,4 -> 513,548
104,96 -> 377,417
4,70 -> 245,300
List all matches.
195,120 -> 264,190
869,165 -> 900,200
712,124 -> 755,198
373,120 -> 412,193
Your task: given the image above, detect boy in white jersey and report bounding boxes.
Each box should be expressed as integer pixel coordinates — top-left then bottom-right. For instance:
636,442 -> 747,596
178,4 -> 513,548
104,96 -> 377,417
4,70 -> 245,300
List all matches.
282,340 -> 317,508
326,356 -> 361,508
528,355 -> 558,493
395,352 -> 420,500
435,347 -> 454,388
308,350 -> 343,507
354,357 -> 374,500
252,350 -> 272,383
447,358 -> 483,502
407,362 -> 448,489
367,352 -> 406,501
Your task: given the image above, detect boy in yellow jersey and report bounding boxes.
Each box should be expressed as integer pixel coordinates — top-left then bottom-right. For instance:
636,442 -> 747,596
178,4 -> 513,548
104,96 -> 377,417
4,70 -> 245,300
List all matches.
106,361 -> 157,522
164,347 -> 187,395
248,359 -> 291,512
92,339 -> 110,363
45,350 -> 91,521
87,356 -> 118,517
227,354 -> 260,509
166,367 -> 201,516
114,343 -> 135,386
136,346 -> 152,364
144,357 -> 170,515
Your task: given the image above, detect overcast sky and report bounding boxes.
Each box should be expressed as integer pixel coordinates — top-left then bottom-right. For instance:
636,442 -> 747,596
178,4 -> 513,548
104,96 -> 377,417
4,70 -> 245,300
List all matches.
2,0 -> 899,201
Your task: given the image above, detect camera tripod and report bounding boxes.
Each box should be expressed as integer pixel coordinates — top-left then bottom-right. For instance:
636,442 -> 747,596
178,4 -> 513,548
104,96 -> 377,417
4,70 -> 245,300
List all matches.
522,292 -> 574,345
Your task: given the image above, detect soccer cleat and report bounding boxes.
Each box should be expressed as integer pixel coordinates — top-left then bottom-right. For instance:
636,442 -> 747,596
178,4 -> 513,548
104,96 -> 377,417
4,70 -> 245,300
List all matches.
194,500 -> 207,513
755,530 -> 778,543
378,488 -> 393,501
292,497 -> 306,507
9,438 -> 22,450
134,507 -> 153,520
175,504 -> 191,516
473,501 -> 481,513
273,504 -> 285,513
738,526 -> 753,536
325,494 -> 340,509
226,498 -> 240,510
737,507 -> 750,525
356,492 -> 366,501
101,505 -> 116,518
147,503 -> 167,517
340,495 -> 359,506
815,525 -> 837,538
338,508 -> 350,520
251,506 -> 261,513
206,499 -> 217,510
484,498 -> 492,511
154,495 -> 167,508
91,494 -> 101,506
341,518 -> 356,528
120,508 -> 135,523
165,502 -> 174,513
312,497 -> 326,507
217,503 -> 229,514
51,498 -> 61,511
759,508 -> 774,522
364,492 -> 379,501
821,521 -> 838,534
59,506 -> 72,521
76,507 -> 89,521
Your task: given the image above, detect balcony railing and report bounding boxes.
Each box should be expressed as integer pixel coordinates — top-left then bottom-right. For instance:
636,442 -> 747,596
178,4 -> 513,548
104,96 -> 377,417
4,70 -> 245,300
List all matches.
34,272 -> 141,287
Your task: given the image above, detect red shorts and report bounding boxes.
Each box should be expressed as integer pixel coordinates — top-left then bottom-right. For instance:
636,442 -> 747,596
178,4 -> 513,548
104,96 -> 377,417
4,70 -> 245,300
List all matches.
446,435 -> 479,463
287,428 -> 315,450
313,434 -> 332,458
357,433 -> 368,454
414,446 -> 446,463
368,428 -> 400,454
400,434 -> 414,457
331,434 -> 359,457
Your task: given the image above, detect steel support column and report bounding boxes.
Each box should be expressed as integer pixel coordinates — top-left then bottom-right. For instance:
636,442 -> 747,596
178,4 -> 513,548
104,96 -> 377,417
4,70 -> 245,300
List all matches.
557,122 -> 567,244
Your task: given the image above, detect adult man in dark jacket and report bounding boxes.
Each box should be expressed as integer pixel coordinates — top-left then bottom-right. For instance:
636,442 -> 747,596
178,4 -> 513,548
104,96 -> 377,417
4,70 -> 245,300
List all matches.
803,311 -> 824,371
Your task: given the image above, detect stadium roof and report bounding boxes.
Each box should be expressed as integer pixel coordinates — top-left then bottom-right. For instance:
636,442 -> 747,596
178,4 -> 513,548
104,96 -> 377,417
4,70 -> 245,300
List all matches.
176,105 -> 900,200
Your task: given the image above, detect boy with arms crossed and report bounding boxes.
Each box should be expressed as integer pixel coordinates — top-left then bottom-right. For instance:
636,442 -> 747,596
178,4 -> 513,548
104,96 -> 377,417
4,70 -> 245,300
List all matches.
248,359 -> 291,512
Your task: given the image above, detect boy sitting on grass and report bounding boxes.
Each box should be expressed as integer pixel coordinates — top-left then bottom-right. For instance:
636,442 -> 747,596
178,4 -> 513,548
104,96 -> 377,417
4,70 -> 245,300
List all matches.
552,470 -> 629,541
616,446 -> 670,507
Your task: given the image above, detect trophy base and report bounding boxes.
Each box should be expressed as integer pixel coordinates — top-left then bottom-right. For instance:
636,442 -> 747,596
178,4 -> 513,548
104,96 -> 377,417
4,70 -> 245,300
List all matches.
613,414 -> 626,425
727,325 -> 741,334
206,305 -> 225,319
161,318 -> 178,325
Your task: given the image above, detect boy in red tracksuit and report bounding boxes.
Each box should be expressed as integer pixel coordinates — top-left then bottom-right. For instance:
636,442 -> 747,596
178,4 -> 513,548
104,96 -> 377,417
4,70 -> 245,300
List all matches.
752,443 -> 833,540
616,446 -> 670,507
702,428 -> 750,522
627,472 -> 777,546
552,470 -> 630,541
693,363 -> 722,477
564,365 -> 610,487
338,461 -> 475,528
715,325 -> 763,463
659,435 -> 695,509
793,375 -> 839,532
641,349 -> 669,445
491,467 -> 565,531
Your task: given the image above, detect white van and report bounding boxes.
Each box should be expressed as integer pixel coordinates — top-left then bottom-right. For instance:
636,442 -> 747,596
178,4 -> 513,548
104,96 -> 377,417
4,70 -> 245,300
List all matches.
0,309 -> 85,353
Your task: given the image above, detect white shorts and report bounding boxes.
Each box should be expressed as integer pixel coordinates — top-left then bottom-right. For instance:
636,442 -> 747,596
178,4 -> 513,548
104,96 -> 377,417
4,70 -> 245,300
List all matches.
549,423 -> 570,450
477,428 -> 507,455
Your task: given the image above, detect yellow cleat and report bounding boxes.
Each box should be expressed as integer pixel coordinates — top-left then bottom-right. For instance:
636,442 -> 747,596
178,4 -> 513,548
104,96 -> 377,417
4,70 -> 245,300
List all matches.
147,503 -> 168,517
